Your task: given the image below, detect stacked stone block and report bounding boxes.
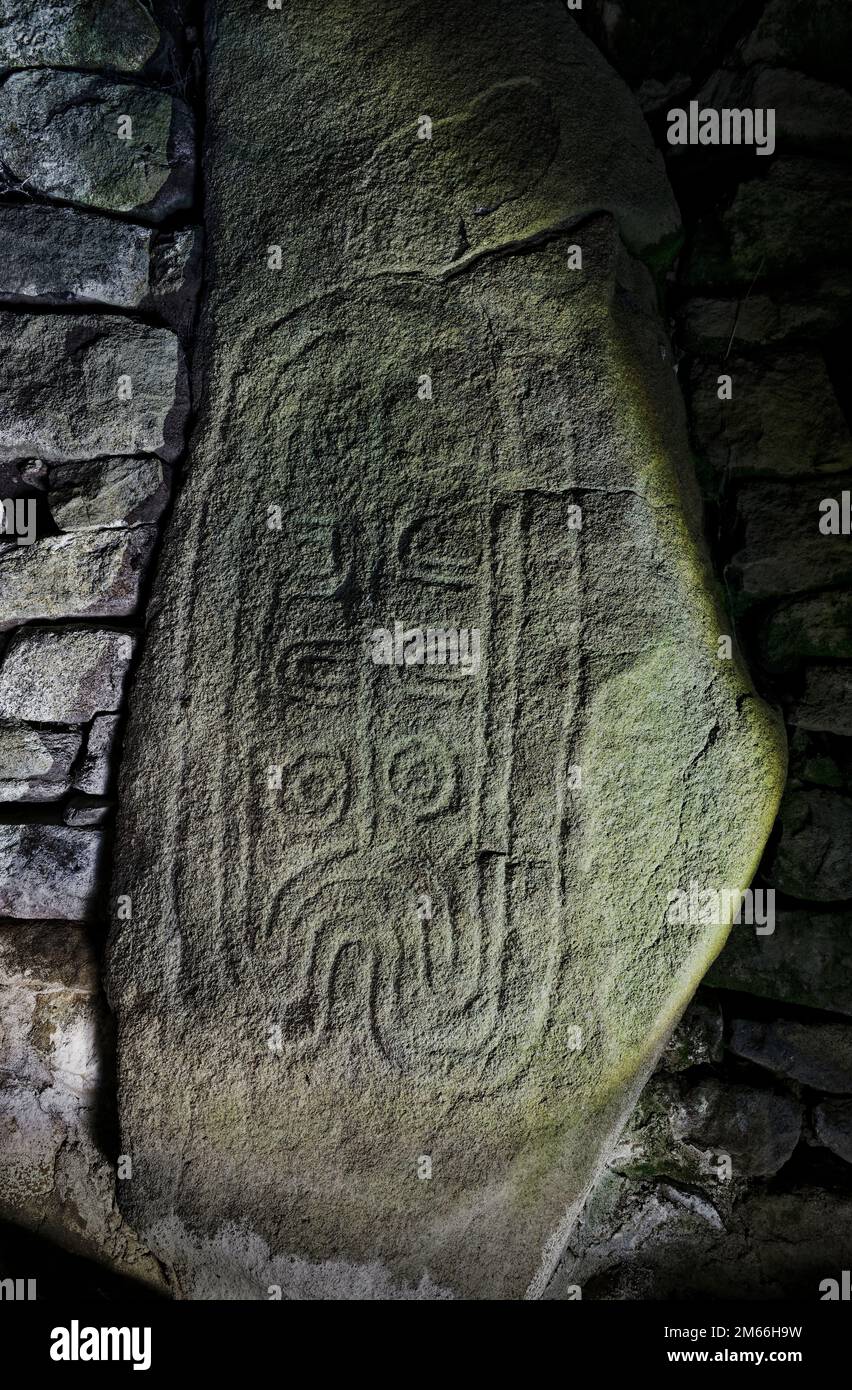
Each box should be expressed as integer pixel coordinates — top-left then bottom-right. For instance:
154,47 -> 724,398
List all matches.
0,0 -> 201,1286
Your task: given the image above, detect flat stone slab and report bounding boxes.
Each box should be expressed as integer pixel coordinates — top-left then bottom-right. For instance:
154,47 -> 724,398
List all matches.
697,66 -> 852,153
50,458 -> 170,531
107,0 -> 784,1300
149,228 -> 203,337
0,70 -> 193,219
688,354 -> 852,479
0,725 -> 82,801
768,788 -> 852,901
730,1018 -> 852,1094
0,824 -> 101,920
0,627 -> 135,723
0,205 -> 150,308
728,480 -> 852,603
0,527 -> 155,629
64,796 -> 111,828
792,667 -> 852,736
680,277 -> 852,353
741,0 -> 852,77
708,908 -> 852,1016
0,313 -> 188,462
759,592 -> 852,672
613,1075 -> 801,1182
0,207 -> 201,323
73,714 -> 120,796
686,160 -> 852,286
0,0 -> 161,72
813,1100 -> 852,1165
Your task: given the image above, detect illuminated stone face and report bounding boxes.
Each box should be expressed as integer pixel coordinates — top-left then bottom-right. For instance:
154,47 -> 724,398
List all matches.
106,0 -> 785,1299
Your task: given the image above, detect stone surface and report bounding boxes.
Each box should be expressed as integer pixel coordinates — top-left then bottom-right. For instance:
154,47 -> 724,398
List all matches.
0,71 -> 194,220
0,922 -> 166,1287
64,796 -> 112,828
50,458 -> 170,531
0,208 -> 201,320
106,0 -> 783,1301
791,667 -> 852,736
73,714 -> 120,797
707,909 -> 852,1016
0,526 -> 155,629
759,594 -> 852,672
0,922 -> 101,1089
727,481 -> 852,603
0,724 -> 81,802
812,1100 -> 852,1165
679,278 -> 852,354
548,1174 -> 852,1299
688,355 -> 852,480
0,0 -> 161,72
730,1018 -> 852,1094
0,824 -> 101,920
610,1075 -> 801,1183
149,227 -> 203,337
677,1078 -> 801,1180
686,162 -> 852,287
697,67 -> 852,153
659,1001 -> 723,1073
788,730 -> 852,792
740,0 -> 852,81
768,789 -> 852,901
578,0 -> 747,89
0,627 -> 135,723
0,205 -> 151,308
634,74 -> 692,116
0,313 -> 188,462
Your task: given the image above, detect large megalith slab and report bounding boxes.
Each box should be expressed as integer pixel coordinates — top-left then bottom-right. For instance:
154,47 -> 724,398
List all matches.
106,0 -> 785,1299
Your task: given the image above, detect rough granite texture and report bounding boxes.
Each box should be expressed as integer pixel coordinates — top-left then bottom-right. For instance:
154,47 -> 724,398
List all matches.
0,825 -> 102,921
707,911 -> 852,1017
0,313 -> 188,462
0,923 -> 166,1287
0,627 -> 136,723
0,70 -> 194,220
0,0 -> 162,72
0,527 -> 155,629
106,0 -> 784,1301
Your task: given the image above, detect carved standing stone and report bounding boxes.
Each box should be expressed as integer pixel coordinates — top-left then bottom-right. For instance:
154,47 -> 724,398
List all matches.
106,0 -> 784,1299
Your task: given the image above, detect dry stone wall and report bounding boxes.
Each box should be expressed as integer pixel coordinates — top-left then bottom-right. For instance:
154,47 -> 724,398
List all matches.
549,0 -> 852,1300
0,0 -> 201,1287
0,0 -> 849,1302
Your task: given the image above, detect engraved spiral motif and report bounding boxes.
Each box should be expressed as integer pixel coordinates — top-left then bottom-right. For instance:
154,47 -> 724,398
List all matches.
385,734 -> 457,818
282,750 -> 350,828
